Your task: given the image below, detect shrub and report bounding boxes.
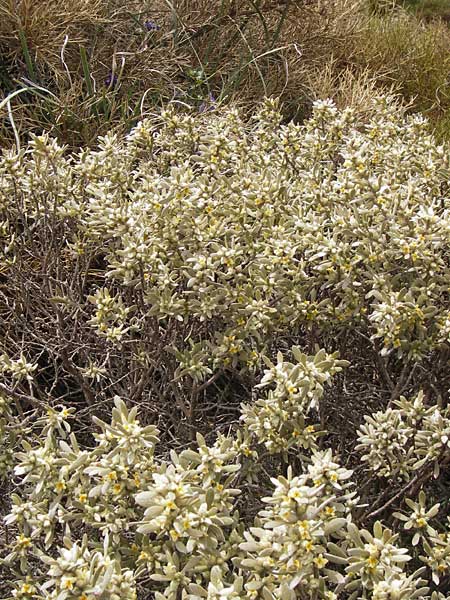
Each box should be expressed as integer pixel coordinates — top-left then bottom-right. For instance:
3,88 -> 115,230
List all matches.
1,95 -> 449,386
1,349 -> 450,598
0,94 -> 449,597
0,95 -> 449,436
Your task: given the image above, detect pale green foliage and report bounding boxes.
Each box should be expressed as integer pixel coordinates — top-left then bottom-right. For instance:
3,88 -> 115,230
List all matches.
356,391 -> 450,478
0,354 -> 37,383
2,348 -> 450,599
241,347 -> 348,453
1,95 -> 448,384
393,490 -> 450,585
238,453 -> 355,598
1,97 -> 450,598
0,392 -> 15,477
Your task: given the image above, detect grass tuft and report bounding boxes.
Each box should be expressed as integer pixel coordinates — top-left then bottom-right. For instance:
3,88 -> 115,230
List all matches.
0,0 -> 449,147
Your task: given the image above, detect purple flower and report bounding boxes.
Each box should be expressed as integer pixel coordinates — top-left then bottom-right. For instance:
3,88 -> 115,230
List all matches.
144,20 -> 160,32
105,72 -> 118,88
199,93 -> 217,113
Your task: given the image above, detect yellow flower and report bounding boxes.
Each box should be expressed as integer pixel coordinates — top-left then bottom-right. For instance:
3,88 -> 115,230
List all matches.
55,480 -> 66,493
21,583 -> 33,593
314,554 -> 328,568
16,534 -> 32,549
62,577 -> 74,590
78,493 -> 88,503
298,521 -> 310,540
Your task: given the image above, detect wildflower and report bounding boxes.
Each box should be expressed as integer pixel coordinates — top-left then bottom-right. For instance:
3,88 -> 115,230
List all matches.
105,72 -> 118,88
144,19 -> 160,31
55,481 -> 66,493
314,554 -> 328,568
199,93 -> 217,113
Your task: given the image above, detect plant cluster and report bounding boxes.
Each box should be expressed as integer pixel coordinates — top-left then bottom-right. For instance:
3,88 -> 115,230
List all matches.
0,95 -> 448,443
2,95 -> 448,378
2,348 -> 450,599
0,96 -> 449,597
356,391 -> 450,478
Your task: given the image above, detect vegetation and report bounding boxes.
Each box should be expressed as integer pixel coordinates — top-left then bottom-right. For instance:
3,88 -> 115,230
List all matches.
1,95 -> 449,598
1,0 -> 450,147
0,1 -> 449,599
402,0 -> 450,21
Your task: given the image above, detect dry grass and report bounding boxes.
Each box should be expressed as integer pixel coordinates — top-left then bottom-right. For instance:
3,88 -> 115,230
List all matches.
402,0 -> 450,21
355,11 -> 450,108
0,0 -> 369,147
0,0 -> 191,146
0,0 -> 106,72
1,0 -> 450,147
305,61 -> 402,119
352,8 -> 450,139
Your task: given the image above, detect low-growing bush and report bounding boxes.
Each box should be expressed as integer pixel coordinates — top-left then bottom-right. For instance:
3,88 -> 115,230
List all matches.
1,347 -> 450,598
0,94 -> 449,596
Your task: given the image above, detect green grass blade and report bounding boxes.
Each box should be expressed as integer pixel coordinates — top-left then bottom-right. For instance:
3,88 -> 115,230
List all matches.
271,0 -> 292,48
80,46 -> 94,97
18,29 -> 36,81
248,0 -> 271,47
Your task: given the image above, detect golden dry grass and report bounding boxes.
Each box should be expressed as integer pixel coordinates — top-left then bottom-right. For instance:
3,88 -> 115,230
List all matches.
0,0 -> 449,147
0,0 -> 371,147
